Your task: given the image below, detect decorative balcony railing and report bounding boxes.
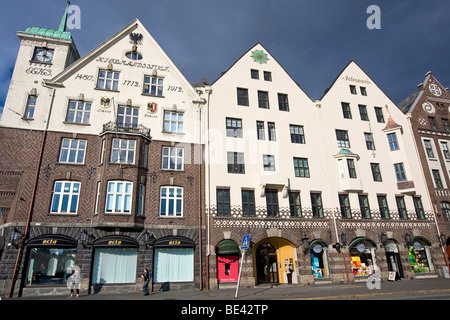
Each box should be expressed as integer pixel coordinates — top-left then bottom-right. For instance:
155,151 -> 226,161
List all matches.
101,121 -> 152,140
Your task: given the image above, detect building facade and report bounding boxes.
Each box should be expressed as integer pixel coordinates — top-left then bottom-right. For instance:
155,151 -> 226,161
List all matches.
0,8 -> 206,298
204,45 -> 446,289
398,72 -> 450,270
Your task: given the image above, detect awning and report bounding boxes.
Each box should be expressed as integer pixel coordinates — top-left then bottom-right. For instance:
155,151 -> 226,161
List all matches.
216,240 -> 240,255
93,235 -> 139,248
26,234 -> 77,248
154,236 -> 195,248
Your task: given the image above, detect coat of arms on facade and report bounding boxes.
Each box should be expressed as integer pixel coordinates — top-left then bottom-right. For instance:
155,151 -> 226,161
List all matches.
100,97 -> 111,108
147,102 -> 157,114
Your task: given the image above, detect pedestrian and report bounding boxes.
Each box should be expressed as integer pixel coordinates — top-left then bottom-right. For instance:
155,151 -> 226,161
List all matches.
68,267 -> 81,298
141,268 -> 151,296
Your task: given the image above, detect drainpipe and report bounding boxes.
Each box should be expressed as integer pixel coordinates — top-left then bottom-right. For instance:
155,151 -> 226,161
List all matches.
204,87 -> 212,290
8,83 -> 56,298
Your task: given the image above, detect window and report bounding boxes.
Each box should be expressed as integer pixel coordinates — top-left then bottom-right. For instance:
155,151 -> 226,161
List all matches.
226,118 -> 243,138
160,186 -> 183,217
66,100 -> 91,124
377,195 -> 390,219
24,95 -> 37,119
375,107 -> 385,123
310,193 -> 323,218
359,105 -> 369,121
125,51 -> 143,60
97,69 -> 120,91
413,197 -> 425,220
217,188 -> 230,216
117,106 -> 139,129
138,184 -> 145,216
441,202 -> 450,221
429,117 -> 438,130
106,181 -> 133,213
93,248 -> 137,284
341,102 -> 352,119
263,155 -> 275,171
370,163 -> 382,182
294,157 -> 310,178
360,87 -> 367,96
290,125 -> 305,144
394,163 -> 407,182
258,91 -> 269,109
251,69 -> 259,79
257,121 -> 265,140
266,189 -> 279,217
242,189 -> 255,216
268,122 -> 276,141
50,181 -> 80,214
364,133 -> 375,150
358,195 -> 371,219
162,146 -> 184,171
264,71 -> 272,81
143,76 -> 163,96
289,191 -> 302,217
387,133 -> 399,151
424,140 -> 435,158
59,138 -> 86,164
227,152 -> 245,174
339,194 -> 352,218
237,88 -> 249,106
349,85 -> 357,95
154,248 -> 194,283
432,169 -> 444,188
111,139 -> 136,164
396,196 -> 408,220
347,159 -> 357,178
163,111 -> 184,133
442,119 -> 450,132
278,93 -> 289,111
441,141 -> 450,159
336,130 -> 350,148
140,142 -> 148,168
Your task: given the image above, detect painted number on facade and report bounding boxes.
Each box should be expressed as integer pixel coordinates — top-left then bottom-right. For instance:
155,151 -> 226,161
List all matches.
75,74 -> 94,81
123,80 -> 140,87
167,86 -> 184,93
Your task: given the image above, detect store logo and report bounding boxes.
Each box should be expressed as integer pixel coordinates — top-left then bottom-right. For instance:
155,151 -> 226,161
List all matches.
366,270 -> 382,290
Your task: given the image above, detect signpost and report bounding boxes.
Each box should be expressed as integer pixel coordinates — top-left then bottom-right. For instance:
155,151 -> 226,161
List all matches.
235,234 -> 250,298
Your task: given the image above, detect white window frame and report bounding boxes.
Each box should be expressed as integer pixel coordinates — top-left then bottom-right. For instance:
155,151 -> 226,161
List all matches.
111,139 -> 136,164
117,105 -> 139,129
66,100 -> 92,124
97,69 -> 120,91
159,186 -> 183,217
163,111 -> 184,133
24,95 -> 37,119
138,184 -> 145,216
59,138 -> 87,164
50,181 -> 81,214
161,146 -> 184,171
106,181 -> 133,214
143,75 -> 164,96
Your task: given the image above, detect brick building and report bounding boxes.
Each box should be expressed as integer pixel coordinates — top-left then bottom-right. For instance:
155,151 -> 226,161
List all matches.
0,6 -> 206,297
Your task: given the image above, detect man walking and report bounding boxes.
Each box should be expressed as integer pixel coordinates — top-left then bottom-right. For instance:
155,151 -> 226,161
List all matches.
141,268 -> 151,296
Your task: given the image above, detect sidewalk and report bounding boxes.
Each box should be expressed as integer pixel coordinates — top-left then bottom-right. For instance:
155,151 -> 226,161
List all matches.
11,277 -> 450,300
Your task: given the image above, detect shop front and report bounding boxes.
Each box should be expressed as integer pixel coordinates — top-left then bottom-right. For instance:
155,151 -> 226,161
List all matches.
24,234 -> 77,287
254,237 -> 297,284
153,236 -> 195,286
216,239 -> 240,284
408,237 -> 435,275
309,240 -> 330,280
349,237 -> 377,278
384,239 -> 404,280
92,235 -> 138,285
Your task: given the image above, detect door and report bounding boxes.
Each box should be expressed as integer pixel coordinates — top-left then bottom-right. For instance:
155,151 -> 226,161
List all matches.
256,243 -> 278,284
386,252 -> 404,279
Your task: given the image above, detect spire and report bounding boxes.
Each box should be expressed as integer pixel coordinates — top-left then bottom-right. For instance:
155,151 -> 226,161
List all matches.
58,1 -> 70,32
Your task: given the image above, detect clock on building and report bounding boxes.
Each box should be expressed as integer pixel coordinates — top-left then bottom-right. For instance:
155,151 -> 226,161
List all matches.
33,47 -> 54,63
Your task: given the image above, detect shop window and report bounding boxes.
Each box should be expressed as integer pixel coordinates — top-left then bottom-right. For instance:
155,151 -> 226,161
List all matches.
310,241 -> 330,279
26,247 -> 76,286
350,239 -> 376,277
92,248 -> 137,284
216,240 -> 240,283
408,239 -> 434,274
154,248 -> 194,282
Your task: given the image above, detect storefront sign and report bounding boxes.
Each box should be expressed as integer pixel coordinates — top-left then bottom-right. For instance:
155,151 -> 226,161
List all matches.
217,256 -> 239,283
154,236 -> 195,248
93,236 -> 138,248
26,234 -> 77,248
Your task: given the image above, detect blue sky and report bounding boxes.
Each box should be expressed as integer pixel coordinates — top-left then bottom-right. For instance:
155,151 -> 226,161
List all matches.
1,0 -> 450,115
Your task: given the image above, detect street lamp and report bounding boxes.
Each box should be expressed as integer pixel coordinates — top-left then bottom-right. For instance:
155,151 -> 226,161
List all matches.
404,232 -> 412,248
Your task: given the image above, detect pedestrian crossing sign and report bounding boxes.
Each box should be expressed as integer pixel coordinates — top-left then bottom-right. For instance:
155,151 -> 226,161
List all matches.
241,234 -> 250,249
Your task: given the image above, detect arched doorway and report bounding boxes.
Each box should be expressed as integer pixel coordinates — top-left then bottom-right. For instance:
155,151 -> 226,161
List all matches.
408,237 -> 435,274
309,239 -> 330,279
254,237 -> 297,284
349,237 -> 377,277
384,240 -> 404,279
216,239 -> 240,283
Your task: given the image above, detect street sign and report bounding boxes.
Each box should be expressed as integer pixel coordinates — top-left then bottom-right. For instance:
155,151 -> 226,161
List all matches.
241,234 -> 250,250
